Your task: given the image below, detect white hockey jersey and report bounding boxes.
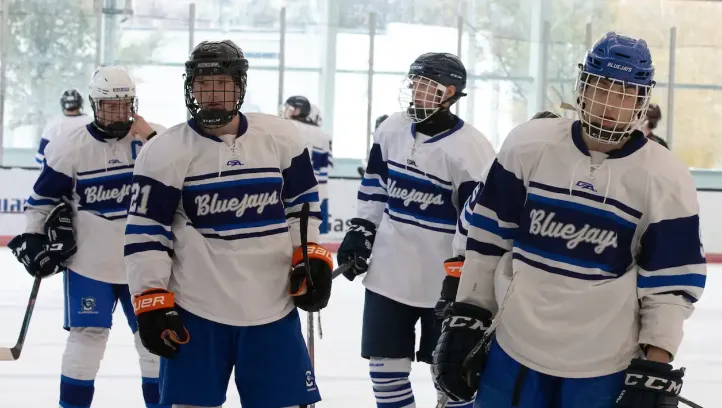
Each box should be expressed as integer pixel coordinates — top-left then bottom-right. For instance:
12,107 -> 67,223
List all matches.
36,114 -> 92,163
458,118 -> 707,378
358,112 -> 496,307
289,119 -> 332,202
124,113 -> 321,327
25,122 -> 166,284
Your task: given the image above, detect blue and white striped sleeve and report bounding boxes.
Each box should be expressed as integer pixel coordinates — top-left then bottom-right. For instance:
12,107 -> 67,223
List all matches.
357,138 -> 388,227
124,137 -> 183,295
282,140 -> 321,247
25,139 -> 75,234
637,171 -> 706,358
456,146 -> 527,313
311,145 -> 330,186
452,182 -> 482,258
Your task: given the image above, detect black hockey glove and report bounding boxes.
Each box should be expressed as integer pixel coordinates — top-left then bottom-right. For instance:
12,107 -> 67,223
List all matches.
289,243 -> 334,312
44,200 -> 77,258
432,302 -> 493,402
133,289 -> 189,359
434,256 -> 464,328
615,358 -> 685,408
336,218 -> 376,281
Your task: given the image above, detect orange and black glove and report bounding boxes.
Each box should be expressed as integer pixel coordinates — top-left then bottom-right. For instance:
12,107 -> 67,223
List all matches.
133,289 -> 189,359
434,256 -> 464,327
289,243 -> 334,312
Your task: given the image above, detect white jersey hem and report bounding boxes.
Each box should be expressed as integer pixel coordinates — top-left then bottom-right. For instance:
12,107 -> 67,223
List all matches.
362,282 -> 436,309
175,298 -> 296,327
496,329 -> 635,378
65,263 -> 128,285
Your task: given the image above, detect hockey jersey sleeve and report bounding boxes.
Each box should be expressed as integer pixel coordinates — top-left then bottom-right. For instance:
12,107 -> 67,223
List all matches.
35,121 -> 57,164
25,139 -> 76,234
636,170 -> 706,358
452,182 -> 482,258
356,131 -> 388,227
124,136 -> 184,294
282,135 -> 322,247
456,143 -> 527,314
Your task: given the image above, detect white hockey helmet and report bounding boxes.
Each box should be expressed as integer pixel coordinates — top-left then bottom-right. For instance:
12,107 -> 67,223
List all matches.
88,66 -> 137,138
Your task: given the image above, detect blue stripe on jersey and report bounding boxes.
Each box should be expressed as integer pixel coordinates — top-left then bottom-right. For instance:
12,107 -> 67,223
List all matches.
200,226 -> 289,241
366,144 -> 388,183
386,170 -> 457,226
637,215 -> 706,271
124,241 -> 172,257
637,273 -> 706,290
182,177 -> 285,231
361,178 -> 383,188
387,160 -> 453,187
125,224 -> 173,240
37,138 -> 50,156
32,162 -> 74,200
518,195 -> 635,275
128,175 -> 182,226
76,172 -> 133,216
527,194 -> 636,229
77,164 -> 135,177
513,252 -> 613,281
515,241 -> 620,274
467,237 -> 507,257
476,159 -> 526,225
311,150 -> 329,169
184,167 -> 279,183
27,197 -> 57,206
469,212 -> 516,240
285,192 -> 320,208
529,181 -> 642,220
282,149 -> 318,202
358,192 -> 388,203
384,209 -> 455,234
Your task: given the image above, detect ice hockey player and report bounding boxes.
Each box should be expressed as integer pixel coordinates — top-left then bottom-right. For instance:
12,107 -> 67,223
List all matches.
433,32 -> 706,408
336,52 -> 496,408
283,95 -> 333,234
436,111 -> 561,323
35,88 -> 92,164
642,103 -> 669,149
125,39 -> 332,408
9,66 -> 167,408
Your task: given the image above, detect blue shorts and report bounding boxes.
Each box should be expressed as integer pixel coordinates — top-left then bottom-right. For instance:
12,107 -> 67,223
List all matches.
63,269 -> 137,332
320,198 -> 329,234
159,307 -> 321,407
475,338 -> 625,408
361,289 -> 440,364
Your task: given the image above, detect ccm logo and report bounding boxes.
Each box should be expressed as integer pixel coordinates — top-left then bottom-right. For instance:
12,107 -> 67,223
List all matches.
133,295 -> 167,312
624,374 -> 682,394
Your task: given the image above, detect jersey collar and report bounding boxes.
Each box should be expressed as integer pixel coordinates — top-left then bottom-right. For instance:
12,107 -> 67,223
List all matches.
410,119 -> 465,144
571,120 -> 647,159
187,112 -> 248,142
86,123 -> 128,143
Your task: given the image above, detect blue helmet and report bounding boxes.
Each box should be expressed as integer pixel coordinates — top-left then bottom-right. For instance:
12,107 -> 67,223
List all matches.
400,52 -> 467,123
575,32 -> 655,144
583,32 -> 654,86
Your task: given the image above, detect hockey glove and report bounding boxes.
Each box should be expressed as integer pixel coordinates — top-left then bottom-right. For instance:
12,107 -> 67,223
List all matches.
432,302 -> 493,402
434,256 -> 464,328
44,200 -> 77,260
289,243 -> 334,312
133,289 -> 189,359
615,358 -> 685,408
336,218 -> 376,281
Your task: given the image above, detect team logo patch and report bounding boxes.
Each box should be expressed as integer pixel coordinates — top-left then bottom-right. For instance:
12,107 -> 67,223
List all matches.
305,370 -> 317,391
80,297 -> 97,314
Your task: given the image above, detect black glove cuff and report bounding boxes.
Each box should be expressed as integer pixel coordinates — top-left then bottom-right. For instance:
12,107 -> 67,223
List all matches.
440,275 -> 460,301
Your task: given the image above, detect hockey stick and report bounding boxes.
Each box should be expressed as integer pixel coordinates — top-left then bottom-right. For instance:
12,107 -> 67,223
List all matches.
0,276 -> 42,361
435,394 -> 449,408
332,262 -> 351,280
680,396 -> 704,408
299,203 -> 316,408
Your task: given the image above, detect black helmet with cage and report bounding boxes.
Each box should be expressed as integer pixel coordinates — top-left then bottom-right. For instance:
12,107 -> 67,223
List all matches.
184,40 -> 249,129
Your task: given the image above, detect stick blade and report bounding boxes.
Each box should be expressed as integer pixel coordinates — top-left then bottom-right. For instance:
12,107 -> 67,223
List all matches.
0,347 -> 21,361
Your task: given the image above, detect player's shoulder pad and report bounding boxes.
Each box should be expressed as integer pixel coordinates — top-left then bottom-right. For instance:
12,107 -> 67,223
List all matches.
450,122 -> 496,161
45,124 -> 88,159
500,117 -> 572,154
148,122 -> 168,135
373,112 -> 408,143
246,112 -> 305,151
641,139 -> 696,196
134,122 -> 189,172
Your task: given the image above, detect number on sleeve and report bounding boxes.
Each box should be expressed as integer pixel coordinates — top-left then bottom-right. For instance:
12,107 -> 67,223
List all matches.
129,183 -> 152,215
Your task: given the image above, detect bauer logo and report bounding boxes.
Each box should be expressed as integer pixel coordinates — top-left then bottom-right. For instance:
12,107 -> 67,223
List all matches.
607,62 -> 633,73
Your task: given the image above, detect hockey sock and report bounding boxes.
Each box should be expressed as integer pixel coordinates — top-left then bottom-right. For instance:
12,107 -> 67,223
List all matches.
59,327 -> 109,408
134,331 -> 170,408
369,357 -> 415,408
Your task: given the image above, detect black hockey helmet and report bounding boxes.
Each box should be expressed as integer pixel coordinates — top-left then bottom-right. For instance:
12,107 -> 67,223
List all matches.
282,95 -> 311,120
184,40 -> 249,129
375,114 -> 389,130
531,111 -> 560,120
60,88 -> 83,112
400,52 -> 468,123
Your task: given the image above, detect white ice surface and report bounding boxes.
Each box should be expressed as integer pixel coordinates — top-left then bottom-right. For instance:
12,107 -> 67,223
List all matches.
0,248 -> 719,407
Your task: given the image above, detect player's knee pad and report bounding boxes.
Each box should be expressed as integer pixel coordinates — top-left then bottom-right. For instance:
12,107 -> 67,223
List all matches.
62,327 -> 110,380
133,330 -> 160,378
369,357 -> 415,406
